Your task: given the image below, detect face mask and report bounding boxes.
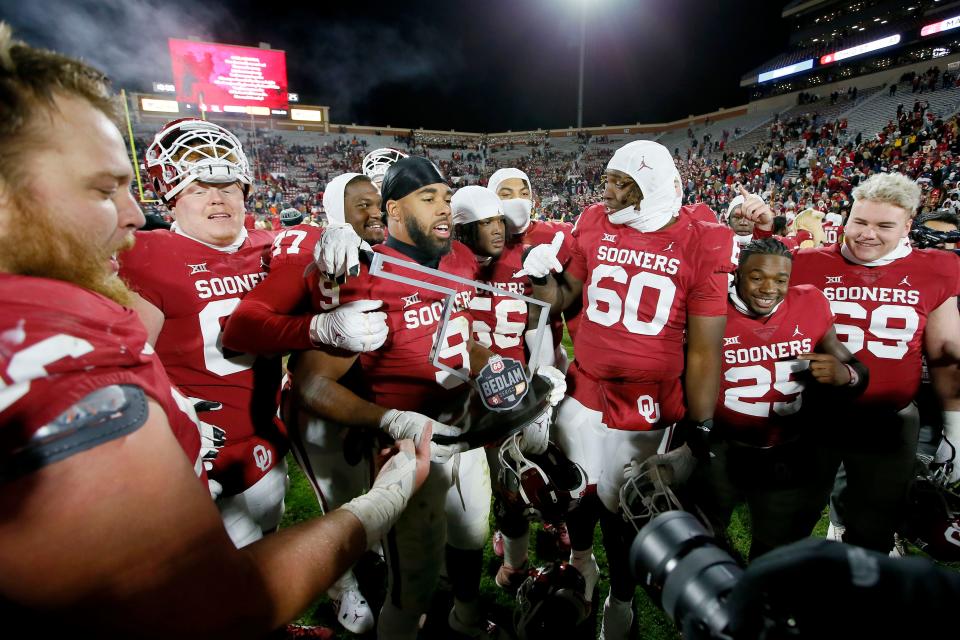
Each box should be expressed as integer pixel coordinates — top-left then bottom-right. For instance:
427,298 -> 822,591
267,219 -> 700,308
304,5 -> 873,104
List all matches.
734,233 -> 754,246
502,198 -> 532,234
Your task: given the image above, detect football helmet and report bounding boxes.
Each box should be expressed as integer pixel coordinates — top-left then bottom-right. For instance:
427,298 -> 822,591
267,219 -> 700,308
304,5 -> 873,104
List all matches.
620,455 -> 691,534
514,561 -> 589,640
361,147 -> 408,188
497,434 -> 587,524
910,210 -> 960,249
145,118 -> 251,204
900,472 -> 960,562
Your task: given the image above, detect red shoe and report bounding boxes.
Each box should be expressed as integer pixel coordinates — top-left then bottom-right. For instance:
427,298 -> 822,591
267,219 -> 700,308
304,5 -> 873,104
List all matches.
495,560 -> 530,593
492,530 -> 504,558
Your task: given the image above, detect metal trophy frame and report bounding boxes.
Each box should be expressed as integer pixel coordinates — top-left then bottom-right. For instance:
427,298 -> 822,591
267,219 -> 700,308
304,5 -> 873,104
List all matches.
367,250 -> 554,447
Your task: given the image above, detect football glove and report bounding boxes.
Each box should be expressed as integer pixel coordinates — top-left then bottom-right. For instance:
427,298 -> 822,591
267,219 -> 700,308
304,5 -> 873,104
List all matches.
536,365 -> 567,407
309,300 -> 388,352
513,231 -> 564,279
341,436 -> 422,548
313,222 -> 370,282
379,409 -> 467,463
934,411 -> 960,485
519,407 -> 552,455
624,443 -> 696,486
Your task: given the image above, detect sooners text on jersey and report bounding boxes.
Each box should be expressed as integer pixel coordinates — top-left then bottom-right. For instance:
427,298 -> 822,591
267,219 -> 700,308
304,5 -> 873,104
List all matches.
565,203 -> 736,430
791,245 -> 960,409
306,240 -> 481,411
718,285 -> 835,447
471,242 -> 530,363
119,229 -> 286,495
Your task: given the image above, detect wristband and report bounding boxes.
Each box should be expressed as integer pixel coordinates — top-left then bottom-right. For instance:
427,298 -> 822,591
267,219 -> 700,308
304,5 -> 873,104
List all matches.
844,363 -> 859,387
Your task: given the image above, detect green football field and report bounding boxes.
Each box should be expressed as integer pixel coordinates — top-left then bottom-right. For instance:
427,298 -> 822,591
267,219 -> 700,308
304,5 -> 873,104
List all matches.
277,331 -> 953,638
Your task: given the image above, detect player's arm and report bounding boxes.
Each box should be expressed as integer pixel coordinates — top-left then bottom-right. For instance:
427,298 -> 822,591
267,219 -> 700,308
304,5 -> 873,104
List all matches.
684,314 -> 727,422
223,261 -> 317,354
0,397 -> 423,639
127,291 -> 165,346
292,348 -> 385,427
924,295 -> 960,365
516,231 -> 582,314
799,327 -> 868,392
293,349 -> 466,462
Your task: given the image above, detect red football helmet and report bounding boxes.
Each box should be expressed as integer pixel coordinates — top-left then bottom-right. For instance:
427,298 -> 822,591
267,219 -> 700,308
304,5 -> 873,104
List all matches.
497,435 -> 587,524
514,561 -> 589,640
900,474 -> 960,562
619,457 -> 684,534
144,118 -> 251,205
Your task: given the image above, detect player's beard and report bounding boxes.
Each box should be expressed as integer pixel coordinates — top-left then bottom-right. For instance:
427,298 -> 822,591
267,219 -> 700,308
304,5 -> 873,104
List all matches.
0,192 -> 135,305
406,214 -> 451,259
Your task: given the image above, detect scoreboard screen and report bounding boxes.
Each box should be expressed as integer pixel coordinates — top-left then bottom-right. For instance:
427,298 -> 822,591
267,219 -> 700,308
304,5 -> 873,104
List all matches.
168,38 -> 288,113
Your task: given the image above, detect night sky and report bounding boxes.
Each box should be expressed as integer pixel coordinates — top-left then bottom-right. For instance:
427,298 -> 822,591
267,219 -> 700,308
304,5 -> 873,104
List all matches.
2,0 -> 791,131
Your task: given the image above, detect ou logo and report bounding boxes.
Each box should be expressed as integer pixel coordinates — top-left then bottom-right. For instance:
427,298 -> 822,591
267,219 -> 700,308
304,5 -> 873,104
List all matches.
253,444 -> 273,472
636,395 -> 661,425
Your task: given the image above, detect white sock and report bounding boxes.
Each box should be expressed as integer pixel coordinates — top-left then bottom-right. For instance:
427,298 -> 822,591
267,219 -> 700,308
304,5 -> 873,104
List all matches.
570,547 -> 594,565
503,533 -> 529,569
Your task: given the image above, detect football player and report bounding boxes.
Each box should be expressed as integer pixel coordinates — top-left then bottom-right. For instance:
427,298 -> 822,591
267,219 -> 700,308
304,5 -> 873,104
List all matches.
695,237 -> 866,560
0,26 -> 428,637
451,186 -> 566,593
517,140 -> 735,639
488,167 -> 578,363
229,157 -> 565,639
120,119 -> 386,551
725,188 -> 816,250
228,171 -> 387,635
740,173 -> 960,553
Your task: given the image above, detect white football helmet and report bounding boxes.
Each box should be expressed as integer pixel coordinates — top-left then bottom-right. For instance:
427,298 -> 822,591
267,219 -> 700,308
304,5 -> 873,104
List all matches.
361,147 -> 408,188
145,118 -> 251,204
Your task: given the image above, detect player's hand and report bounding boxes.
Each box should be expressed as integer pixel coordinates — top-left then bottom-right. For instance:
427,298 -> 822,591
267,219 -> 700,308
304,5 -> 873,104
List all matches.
798,352 -> 850,386
186,397 -> 226,471
624,444 -> 697,485
379,409 -> 467,463
314,222 -> 369,283
736,184 -> 774,231
513,231 -> 564,279
309,300 -> 388,352
519,407 -> 552,455
934,411 -> 960,485
536,365 -> 567,407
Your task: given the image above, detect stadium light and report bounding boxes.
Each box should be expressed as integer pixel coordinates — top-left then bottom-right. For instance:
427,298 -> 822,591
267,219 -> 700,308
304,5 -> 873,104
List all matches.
577,0 -> 587,128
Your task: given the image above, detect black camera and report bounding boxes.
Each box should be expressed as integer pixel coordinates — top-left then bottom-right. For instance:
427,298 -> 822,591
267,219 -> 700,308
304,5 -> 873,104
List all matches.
630,510 -> 743,640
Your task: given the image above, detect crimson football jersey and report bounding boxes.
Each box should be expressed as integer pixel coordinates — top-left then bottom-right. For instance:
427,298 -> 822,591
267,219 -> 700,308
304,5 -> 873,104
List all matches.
0,274 -> 203,476
717,285 -> 835,447
222,224 -> 325,355
566,204 -> 737,430
304,240 -> 480,411
791,245 -> 960,409
471,242 -> 530,363
119,229 -> 286,495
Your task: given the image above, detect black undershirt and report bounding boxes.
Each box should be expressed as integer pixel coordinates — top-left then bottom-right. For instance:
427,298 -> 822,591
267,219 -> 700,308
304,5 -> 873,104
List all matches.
385,235 -> 442,269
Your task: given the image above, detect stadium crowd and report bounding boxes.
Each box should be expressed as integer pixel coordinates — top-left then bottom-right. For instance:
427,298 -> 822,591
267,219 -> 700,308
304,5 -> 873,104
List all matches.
5,23 -> 960,640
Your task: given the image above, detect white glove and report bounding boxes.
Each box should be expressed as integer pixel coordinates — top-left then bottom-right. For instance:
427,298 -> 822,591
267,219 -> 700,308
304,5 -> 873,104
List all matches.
623,444 -> 696,486
186,398 -> 226,472
536,365 -> 567,407
313,222 -> 369,282
186,397 -> 227,500
935,411 -> 960,484
309,300 -> 388,352
379,409 -> 467,463
340,442 -> 419,548
519,407 -> 552,455
513,231 -> 564,279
